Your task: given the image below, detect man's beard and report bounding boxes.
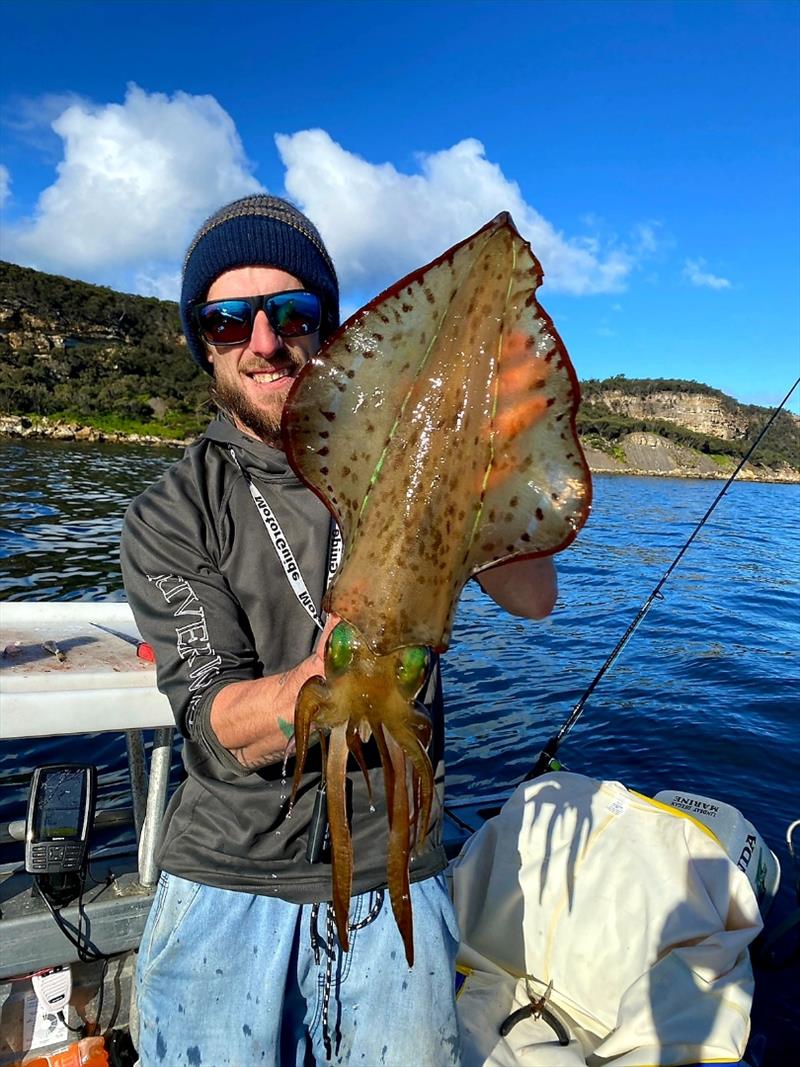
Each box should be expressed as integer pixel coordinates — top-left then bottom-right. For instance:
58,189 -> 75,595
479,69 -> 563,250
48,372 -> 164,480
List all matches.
209,351 -> 305,446
210,377 -> 282,444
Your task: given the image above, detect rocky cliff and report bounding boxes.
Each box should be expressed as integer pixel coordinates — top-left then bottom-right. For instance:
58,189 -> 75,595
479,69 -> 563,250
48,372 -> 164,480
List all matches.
0,300 -> 132,356
592,388 -> 750,441
578,376 -> 799,480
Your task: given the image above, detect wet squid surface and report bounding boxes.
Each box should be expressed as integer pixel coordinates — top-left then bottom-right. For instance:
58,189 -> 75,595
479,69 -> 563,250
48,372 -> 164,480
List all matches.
282,212 -> 591,965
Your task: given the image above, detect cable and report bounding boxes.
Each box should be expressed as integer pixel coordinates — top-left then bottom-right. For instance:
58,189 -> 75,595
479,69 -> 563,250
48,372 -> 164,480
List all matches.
526,375 -> 800,780
35,873 -> 108,963
57,1010 -> 85,1034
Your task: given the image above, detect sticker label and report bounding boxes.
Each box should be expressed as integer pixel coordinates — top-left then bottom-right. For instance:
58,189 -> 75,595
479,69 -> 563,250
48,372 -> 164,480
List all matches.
24,992 -> 68,1048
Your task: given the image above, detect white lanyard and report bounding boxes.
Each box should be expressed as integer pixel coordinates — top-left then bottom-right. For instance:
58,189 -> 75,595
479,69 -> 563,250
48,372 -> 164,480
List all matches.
229,447 -> 342,631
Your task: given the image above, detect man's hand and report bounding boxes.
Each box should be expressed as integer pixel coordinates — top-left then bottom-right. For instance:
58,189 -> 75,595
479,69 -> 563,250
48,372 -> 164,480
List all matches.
210,613 -> 340,772
476,556 -> 557,619
309,612 -> 340,677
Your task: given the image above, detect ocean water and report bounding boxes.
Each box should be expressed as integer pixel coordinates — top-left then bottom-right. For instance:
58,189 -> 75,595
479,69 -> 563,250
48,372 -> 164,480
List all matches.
1,437 -> 798,1058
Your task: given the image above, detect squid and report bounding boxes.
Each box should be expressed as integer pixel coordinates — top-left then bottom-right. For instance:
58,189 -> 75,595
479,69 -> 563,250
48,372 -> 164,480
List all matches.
281,213 -> 591,965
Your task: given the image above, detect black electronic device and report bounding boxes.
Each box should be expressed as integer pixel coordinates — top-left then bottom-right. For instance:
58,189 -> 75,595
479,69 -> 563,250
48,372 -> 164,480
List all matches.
25,765 -> 96,875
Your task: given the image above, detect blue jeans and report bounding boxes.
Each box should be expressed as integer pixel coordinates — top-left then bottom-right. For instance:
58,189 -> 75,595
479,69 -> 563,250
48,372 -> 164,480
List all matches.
136,871 -> 461,1066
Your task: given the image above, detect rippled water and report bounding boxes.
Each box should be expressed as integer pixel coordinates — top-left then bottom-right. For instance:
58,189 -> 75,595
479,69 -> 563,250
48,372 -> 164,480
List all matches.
1,437 -> 799,1057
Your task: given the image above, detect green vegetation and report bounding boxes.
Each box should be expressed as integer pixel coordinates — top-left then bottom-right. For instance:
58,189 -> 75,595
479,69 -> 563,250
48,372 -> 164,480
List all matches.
709,452 -> 731,469
0,261 -> 210,438
581,374 -> 734,405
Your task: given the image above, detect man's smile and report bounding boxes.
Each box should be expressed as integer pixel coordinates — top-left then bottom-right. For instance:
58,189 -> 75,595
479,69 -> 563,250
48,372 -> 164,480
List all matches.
244,360 -> 301,390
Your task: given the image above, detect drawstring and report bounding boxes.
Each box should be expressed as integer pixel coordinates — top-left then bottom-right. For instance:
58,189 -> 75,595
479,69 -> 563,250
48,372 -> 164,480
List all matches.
310,901 -> 323,965
310,902 -> 337,1060
309,891 -> 385,1061
350,890 -> 383,929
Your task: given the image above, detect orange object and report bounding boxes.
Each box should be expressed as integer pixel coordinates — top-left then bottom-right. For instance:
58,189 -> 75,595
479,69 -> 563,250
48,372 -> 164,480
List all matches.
24,1036 -> 108,1067
136,641 -> 156,663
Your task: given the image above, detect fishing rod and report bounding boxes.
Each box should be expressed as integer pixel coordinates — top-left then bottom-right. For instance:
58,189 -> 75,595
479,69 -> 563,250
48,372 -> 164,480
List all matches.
526,374 -> 800,781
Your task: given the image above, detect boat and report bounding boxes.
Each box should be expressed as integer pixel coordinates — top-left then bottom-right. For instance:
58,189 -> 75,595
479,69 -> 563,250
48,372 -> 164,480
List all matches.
1,602 -> 171,1066
0,601 -> 792,1066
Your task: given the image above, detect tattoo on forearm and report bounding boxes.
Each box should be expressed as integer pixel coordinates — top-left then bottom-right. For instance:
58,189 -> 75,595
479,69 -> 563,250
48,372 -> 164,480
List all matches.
277,716 -> 294,740
231,745 -> 285,771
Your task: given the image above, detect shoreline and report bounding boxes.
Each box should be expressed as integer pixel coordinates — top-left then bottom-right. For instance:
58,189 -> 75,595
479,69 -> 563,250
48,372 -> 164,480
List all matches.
0,414 -> 191,448
2,414 -> 798,484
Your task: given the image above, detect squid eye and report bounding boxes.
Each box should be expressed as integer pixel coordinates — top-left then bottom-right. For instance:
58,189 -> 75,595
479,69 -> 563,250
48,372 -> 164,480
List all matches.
326,621 -> 356,675
396,645 -> 430,696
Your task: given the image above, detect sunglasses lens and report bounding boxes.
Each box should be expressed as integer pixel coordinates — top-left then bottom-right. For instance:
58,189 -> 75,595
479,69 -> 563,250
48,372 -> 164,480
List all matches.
197,300 -> 252,345
267,291 -> 321,336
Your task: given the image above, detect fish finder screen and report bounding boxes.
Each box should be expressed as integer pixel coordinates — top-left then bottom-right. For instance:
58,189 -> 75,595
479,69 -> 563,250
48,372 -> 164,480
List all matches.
34,769 -> 85,839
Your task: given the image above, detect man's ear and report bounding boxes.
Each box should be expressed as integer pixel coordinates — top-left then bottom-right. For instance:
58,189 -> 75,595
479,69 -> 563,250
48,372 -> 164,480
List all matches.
206,348 -> 215,366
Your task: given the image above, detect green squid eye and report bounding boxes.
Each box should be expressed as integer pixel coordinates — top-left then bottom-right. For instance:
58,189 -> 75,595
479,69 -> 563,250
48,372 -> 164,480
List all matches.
396,645 -> 430,696
326,621 -> 356,675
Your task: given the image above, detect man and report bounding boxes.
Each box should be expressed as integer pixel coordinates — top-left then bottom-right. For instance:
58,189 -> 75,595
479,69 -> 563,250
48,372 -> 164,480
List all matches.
121,195 -> 557,1066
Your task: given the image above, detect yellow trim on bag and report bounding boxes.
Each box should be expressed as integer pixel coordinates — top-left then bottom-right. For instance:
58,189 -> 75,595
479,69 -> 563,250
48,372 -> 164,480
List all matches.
630,791 -> 723,847
454,964 -> 473,1000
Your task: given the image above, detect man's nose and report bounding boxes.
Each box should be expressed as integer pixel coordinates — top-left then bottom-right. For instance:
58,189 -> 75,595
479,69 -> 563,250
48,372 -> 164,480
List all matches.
249,309 -> 281,356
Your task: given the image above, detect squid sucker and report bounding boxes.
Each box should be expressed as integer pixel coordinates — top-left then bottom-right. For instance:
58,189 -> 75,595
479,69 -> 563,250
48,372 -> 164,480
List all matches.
282,212 -> 592,966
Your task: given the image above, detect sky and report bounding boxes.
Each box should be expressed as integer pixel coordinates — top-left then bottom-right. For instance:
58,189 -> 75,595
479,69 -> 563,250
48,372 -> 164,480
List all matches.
1,0 -> 798,409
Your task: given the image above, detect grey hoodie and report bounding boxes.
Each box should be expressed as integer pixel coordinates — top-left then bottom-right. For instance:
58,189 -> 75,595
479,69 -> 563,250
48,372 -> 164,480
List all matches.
120,415 -> 446,900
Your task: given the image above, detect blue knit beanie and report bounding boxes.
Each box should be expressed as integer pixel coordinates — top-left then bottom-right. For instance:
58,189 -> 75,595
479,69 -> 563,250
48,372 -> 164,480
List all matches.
180,195 -> 340,374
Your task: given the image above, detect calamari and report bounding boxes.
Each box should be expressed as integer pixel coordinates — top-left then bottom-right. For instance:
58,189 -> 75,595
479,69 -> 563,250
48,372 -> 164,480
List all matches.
282,212 -> 591,965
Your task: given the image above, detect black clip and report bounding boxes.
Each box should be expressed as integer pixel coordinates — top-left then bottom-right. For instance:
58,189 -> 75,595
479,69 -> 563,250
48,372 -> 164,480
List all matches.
305,778 -> 329,864
499,979 -> 569,1046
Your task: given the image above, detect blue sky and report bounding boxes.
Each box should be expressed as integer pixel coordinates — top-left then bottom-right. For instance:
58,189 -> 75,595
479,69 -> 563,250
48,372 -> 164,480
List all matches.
1,0 -> 798,409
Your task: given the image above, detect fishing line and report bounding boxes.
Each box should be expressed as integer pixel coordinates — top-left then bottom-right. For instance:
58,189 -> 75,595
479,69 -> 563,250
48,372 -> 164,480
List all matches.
526,374 -> 800,780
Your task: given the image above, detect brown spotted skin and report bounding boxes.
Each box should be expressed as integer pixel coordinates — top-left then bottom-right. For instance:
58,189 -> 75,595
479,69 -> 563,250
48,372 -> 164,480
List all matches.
282,213 -> 592,965
283,213 -> 591,654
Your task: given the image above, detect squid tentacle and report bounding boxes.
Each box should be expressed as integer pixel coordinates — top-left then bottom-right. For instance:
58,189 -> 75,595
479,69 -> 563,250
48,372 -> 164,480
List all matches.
371,720 -> 396,825
384,731 -> 414,966
346,725 -> 373,804
384,708 -> 435,846
325,723 -> 353,951
289,677 -> 329,807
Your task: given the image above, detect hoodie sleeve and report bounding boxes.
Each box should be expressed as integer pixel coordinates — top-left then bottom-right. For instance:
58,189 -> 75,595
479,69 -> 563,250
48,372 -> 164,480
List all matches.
120,467 -> 260,774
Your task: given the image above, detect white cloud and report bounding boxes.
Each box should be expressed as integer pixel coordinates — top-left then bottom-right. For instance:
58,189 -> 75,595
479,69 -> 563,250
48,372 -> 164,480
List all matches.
4,84 -> 263,279
134,269 -> 182,303
635,223 -> 661,254
683,258 -> 731,290
5,100 -> 659,305
0,164 -> 10,209
277,130 -> 647,296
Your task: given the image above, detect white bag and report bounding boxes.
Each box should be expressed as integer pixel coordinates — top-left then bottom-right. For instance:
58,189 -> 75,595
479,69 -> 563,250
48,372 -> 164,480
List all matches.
452,772 -> 762,1066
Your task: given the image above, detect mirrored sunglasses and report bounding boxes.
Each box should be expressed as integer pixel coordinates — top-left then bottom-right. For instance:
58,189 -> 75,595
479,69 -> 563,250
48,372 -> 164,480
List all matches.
195,290 -> 322,347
